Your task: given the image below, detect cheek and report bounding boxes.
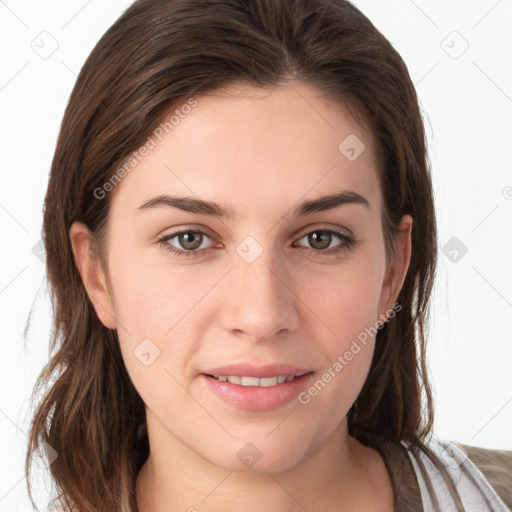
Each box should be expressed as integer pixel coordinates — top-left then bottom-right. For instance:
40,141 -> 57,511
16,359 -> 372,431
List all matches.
297,280 -> 379,427
108,245 -> 230,409
304,256 -> 384,344
296,256 -> 384,405
107,238 -> 205,336
105,245 -> 194,392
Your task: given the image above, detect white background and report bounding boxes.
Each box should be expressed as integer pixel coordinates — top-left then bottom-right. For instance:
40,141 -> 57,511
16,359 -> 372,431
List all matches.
0,0 -> 511,510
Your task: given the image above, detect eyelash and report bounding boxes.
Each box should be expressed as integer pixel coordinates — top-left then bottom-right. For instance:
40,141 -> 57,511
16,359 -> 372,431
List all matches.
155,227 -> 356,259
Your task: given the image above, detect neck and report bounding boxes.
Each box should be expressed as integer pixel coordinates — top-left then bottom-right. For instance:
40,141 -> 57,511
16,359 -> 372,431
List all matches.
136,412 -> 394,512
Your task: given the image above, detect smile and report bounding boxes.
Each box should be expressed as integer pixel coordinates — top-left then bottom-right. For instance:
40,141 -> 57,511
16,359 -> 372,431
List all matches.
201,371 -> 314,411
209,375 -> 296,386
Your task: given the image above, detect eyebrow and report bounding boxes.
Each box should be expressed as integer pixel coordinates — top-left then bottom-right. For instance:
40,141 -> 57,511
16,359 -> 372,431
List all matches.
136,190 -> 370,219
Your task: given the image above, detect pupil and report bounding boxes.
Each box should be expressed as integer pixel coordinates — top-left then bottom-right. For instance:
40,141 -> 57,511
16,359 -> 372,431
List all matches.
311,231 -> 330,249
181,232 -> 201,250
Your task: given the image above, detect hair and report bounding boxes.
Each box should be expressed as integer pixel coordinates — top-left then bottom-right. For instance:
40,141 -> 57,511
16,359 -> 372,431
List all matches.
24,0 -> 469,510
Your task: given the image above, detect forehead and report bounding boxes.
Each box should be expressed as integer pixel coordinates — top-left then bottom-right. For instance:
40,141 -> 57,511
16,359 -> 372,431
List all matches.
110,80 -> 380,219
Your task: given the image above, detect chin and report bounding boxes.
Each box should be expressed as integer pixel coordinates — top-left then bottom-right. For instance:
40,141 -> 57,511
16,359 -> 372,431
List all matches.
201,435 -> 312,475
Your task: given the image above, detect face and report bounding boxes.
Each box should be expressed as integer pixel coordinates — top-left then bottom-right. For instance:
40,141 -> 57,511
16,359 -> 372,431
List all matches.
71,80 -> 411,473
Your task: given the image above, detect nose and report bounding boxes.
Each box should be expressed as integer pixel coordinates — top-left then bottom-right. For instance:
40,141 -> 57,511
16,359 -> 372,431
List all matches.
219,247 -> 300,343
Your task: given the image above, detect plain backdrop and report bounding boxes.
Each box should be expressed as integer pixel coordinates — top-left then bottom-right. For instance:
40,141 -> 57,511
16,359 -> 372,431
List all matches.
1,0 -> 511,510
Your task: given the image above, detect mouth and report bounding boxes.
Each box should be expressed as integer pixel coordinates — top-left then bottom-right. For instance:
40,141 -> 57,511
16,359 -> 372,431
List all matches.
205,374 -> 306,387
200,365 -> 315,411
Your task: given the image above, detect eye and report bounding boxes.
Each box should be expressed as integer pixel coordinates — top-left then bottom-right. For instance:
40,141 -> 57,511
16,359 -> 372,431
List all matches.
293,228 -> 356,255
156,227 -> 356,259
156,229 -> 218,259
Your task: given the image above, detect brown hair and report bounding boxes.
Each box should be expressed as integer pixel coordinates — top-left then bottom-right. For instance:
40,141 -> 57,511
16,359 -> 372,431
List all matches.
25,0 -> 468,510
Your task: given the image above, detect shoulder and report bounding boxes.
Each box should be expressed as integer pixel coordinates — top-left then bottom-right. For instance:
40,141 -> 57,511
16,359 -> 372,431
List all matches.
406,436 -> 511,511
456,441 -> 512,511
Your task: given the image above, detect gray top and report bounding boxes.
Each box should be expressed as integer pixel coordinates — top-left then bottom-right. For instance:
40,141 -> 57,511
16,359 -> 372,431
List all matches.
408,436 -> 510,511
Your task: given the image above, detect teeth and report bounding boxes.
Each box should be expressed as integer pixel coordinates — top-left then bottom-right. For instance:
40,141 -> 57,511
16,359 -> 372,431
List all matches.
259,377 -> 278,387
215,375 -> 296,387
240,376 -> 260,386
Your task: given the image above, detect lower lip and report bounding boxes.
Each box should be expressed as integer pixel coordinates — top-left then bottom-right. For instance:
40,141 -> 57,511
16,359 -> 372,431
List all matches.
200,373 -> 315,411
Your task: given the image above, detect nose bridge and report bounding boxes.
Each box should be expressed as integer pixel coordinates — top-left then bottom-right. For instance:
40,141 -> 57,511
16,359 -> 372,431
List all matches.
221,234 -> 299,340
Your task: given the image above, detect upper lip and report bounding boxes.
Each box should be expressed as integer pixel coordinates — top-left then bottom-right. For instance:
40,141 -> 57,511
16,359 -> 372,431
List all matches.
203,363 -> 311,378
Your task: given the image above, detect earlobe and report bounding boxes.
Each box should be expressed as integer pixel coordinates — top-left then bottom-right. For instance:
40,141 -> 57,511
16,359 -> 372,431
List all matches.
379,215 -> 413,320
69,221 -> 118,330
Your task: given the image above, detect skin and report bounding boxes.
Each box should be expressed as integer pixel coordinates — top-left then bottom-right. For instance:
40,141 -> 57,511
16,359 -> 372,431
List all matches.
70,80 -> 412,512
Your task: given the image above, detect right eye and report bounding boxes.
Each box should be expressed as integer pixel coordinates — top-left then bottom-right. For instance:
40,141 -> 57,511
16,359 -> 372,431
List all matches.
156,229 -> 220,258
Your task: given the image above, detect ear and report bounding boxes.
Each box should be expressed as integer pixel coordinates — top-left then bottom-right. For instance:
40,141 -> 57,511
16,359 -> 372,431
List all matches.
378,214 -> 413,321
69,221 -> 118,329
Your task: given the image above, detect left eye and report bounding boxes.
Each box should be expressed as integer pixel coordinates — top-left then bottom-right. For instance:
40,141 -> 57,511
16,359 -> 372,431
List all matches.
296,229 -> 354,252
156,228 -> 356,259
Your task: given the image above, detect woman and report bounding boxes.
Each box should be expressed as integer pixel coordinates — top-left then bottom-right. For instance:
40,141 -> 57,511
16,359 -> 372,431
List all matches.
25,0 -> 511,510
